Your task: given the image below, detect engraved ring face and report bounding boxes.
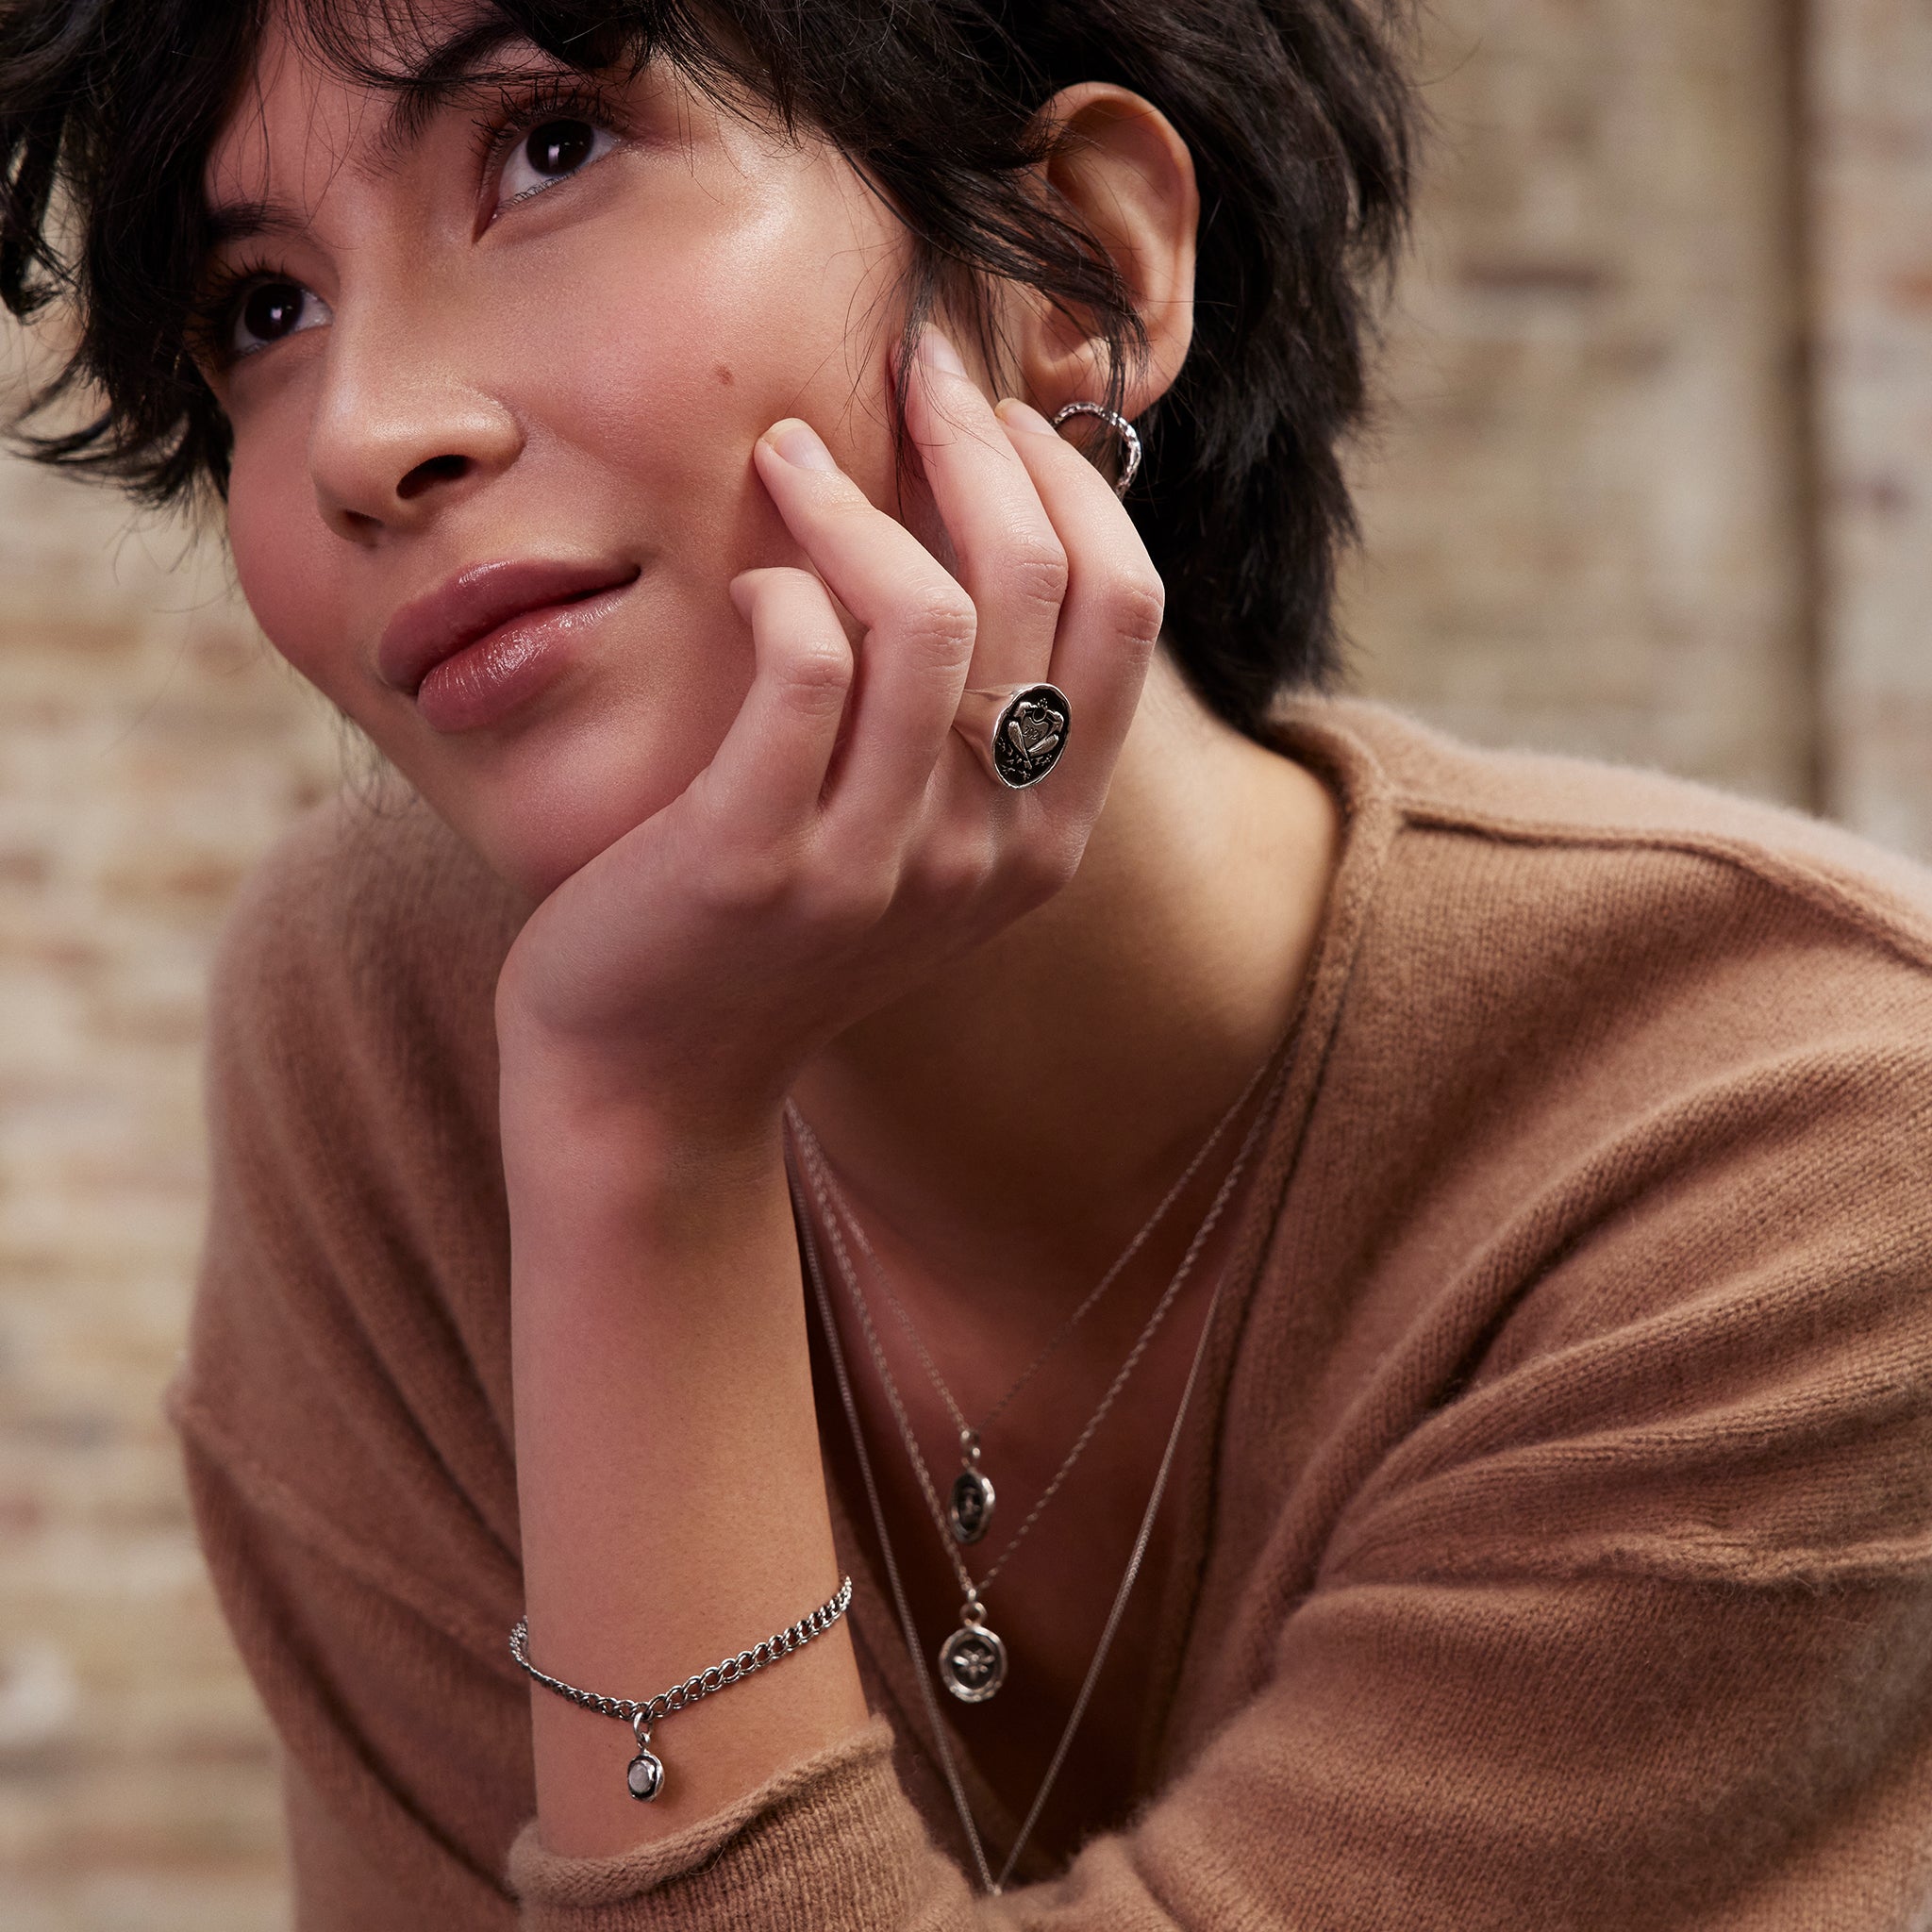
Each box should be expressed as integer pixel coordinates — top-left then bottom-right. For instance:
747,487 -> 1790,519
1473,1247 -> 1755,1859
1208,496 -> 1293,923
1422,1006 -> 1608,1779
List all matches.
991,683 -> 1070,790
938,1624 -> 1008,1704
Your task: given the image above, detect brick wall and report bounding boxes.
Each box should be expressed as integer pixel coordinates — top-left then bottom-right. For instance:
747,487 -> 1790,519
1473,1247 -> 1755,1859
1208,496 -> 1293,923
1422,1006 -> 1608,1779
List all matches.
0,444 -> 340,1928
1341,0 -> 1816,806
1810,0 -> 1932,851
2,5 -> 1927,1924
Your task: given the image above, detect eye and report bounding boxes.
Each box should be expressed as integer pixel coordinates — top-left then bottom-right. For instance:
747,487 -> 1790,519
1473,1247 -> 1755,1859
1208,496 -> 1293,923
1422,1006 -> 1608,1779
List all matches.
497,116 -> 619,208
230,279 -> 332,359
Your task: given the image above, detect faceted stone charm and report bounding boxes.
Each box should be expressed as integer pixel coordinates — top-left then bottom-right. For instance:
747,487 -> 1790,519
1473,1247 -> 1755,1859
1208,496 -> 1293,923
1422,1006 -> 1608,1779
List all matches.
948,1466 -> 995,1544
626,1748 -> 665,1802
938,1620 -> 1008,1704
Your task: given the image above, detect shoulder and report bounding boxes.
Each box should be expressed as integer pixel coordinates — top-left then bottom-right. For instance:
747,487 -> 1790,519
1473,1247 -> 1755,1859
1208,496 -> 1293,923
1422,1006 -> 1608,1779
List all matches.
1251,705 -> 1932,1598
1271,696 -> 1932,1427
206,776 -> 524,1133
189,778 -> 525,1459
212,773 -> 524,1024
1295,694 -> 1932,973
1274,699 -> 1932,1095
178,780 -> 525,1605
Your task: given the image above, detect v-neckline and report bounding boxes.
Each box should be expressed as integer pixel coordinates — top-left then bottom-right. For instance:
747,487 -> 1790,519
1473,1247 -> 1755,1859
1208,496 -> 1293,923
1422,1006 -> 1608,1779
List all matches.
803,704 -> 1400,1885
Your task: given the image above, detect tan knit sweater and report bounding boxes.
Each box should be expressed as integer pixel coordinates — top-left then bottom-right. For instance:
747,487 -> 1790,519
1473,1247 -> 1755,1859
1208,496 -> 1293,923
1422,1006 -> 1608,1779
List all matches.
167,699 -> 1932,1928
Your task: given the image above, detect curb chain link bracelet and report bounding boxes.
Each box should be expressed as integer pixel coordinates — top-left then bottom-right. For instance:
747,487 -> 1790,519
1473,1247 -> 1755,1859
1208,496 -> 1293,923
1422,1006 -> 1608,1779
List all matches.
510,1576 -> 854,1802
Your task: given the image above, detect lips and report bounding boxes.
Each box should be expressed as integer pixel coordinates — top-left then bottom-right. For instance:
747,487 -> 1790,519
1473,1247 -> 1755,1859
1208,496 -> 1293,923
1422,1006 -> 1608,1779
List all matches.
378,557 -> 641,697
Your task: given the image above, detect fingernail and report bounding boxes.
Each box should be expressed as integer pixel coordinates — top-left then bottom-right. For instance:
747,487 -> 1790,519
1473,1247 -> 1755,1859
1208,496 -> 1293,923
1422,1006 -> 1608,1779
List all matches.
995,398 -> 1056,435
920,328 -> 967,378
766,419 -> 839,472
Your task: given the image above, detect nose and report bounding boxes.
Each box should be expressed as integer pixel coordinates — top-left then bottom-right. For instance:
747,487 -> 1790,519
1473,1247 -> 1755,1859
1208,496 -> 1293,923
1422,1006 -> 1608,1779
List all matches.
307,305 -> 524,541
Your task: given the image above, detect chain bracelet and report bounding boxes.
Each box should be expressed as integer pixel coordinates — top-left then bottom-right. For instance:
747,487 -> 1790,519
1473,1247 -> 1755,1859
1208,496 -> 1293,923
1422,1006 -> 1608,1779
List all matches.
509,1577 -> 853,1802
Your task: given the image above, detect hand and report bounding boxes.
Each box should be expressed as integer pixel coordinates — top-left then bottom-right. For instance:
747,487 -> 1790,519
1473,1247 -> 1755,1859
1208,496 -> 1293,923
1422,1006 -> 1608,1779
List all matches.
493,328 -> 1165,1137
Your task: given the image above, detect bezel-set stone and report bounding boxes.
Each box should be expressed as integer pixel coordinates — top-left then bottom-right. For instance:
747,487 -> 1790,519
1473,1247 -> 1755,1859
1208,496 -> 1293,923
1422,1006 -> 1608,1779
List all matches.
626,1748 -> 665,1801
948,1466 -> 995,1543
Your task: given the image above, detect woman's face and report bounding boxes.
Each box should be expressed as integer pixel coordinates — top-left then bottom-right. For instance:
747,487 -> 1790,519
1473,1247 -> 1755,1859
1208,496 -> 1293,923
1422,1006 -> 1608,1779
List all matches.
205,11 -> 919,902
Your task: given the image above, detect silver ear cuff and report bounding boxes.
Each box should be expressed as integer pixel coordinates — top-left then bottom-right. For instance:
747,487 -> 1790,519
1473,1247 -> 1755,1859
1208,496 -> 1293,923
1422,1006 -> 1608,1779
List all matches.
1050,402 -> 1142,497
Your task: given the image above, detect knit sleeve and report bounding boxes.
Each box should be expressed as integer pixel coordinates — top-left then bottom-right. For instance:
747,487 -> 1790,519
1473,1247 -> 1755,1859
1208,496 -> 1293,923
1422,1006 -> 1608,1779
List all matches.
167,792 -> 538,1927
501,1039 -> 1932,1929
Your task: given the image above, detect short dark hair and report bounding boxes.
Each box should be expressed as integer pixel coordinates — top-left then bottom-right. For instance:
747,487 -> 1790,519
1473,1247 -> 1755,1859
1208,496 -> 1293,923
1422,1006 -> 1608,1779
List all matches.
0,0 -> 1416,729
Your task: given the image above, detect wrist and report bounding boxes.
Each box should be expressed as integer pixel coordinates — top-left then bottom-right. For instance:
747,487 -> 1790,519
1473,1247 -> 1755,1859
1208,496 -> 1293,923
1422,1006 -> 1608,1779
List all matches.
499,1074 -> 782,1219
496,1008 -> 785,1170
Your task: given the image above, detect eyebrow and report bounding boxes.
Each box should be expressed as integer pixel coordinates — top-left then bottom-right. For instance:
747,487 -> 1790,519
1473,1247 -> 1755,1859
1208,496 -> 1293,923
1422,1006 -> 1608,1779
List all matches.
368,17 -> 533,163
199,17 -> 552,252
202,199 -> 309,255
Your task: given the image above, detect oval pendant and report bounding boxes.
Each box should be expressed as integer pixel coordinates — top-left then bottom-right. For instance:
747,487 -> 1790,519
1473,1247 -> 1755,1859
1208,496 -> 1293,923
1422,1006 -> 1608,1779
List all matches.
626,1749 -> 665,1802
938,1621 -> 1008,1704
991,684 -> 1071,790
948,1466 -> 995,1544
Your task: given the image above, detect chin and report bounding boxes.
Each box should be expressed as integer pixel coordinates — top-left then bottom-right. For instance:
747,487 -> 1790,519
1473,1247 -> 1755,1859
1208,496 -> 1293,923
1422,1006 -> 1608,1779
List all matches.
471,809 -> 623,908
430,695 -> 739,908
458,775 -> 668,907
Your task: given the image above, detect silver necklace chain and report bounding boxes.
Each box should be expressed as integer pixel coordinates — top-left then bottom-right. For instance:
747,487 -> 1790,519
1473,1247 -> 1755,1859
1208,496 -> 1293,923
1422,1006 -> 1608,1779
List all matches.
790,1106 -> 1260,1605
787,1049 -> 1289,1891
784,1042 -> 1274,1452
787,1029 -> 1291,1757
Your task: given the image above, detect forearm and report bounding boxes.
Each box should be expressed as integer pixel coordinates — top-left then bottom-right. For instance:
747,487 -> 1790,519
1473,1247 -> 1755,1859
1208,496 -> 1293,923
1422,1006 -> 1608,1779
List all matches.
502,1076 -> 868,1859
482,346 -> 1159,1884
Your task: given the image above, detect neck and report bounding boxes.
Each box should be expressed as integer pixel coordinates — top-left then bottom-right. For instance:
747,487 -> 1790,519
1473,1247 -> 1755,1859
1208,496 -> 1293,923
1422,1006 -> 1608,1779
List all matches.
791,658 -> 1338,1303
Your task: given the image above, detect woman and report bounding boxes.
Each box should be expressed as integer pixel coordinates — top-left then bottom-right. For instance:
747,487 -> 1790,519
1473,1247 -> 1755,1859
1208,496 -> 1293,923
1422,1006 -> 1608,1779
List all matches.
5,0 -> 1930,1924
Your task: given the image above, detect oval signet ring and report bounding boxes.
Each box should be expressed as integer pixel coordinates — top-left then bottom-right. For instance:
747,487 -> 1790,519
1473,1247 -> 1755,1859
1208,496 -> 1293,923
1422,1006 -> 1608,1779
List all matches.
1050,402 -> 1141,497
954,682 -> 1072,790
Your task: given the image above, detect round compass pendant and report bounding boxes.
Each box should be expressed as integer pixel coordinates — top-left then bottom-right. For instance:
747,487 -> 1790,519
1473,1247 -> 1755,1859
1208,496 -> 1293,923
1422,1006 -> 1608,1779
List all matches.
938,1619 -> 1008,1704
948,1466 -> 995,1544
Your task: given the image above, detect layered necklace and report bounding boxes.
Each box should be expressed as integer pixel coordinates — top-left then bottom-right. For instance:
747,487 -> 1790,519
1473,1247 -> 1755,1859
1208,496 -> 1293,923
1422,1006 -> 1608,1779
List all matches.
782,1037 -> 1292,1890
794,1070 -> 1263,1555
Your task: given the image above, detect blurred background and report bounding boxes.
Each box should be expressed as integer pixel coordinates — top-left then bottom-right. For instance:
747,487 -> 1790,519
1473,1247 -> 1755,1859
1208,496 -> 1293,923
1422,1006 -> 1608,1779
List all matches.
3,1 -> 1929,1925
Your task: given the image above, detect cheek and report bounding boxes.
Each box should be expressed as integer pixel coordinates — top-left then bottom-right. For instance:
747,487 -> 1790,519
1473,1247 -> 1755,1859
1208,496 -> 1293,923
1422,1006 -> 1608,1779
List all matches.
225,409 -> 349,697
517,194 -> 906,526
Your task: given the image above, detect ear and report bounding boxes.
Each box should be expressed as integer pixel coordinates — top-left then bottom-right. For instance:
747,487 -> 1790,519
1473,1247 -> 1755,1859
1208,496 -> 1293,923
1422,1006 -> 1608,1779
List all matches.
1008,83 -> 1199,423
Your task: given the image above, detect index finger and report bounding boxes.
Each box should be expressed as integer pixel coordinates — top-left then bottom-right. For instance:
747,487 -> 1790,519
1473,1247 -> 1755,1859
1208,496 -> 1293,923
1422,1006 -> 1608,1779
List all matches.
752,420 -> 978,841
